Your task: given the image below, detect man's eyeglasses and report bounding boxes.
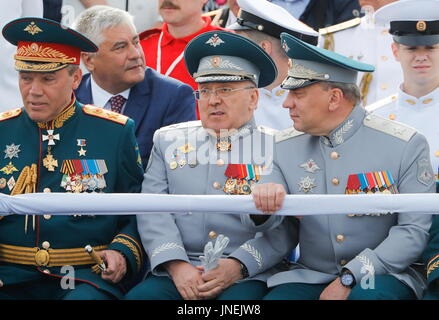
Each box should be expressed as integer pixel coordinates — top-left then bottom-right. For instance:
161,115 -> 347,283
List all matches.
193,86 -> 256,101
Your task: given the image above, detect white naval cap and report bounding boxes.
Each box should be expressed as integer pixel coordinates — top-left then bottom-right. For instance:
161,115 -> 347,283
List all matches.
375,0 -> 439,46
229,0 -> 319,45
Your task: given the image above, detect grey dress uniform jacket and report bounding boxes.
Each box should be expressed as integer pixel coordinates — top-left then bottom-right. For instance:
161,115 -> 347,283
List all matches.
137,119 -> 294,282
258,105 -> 434,299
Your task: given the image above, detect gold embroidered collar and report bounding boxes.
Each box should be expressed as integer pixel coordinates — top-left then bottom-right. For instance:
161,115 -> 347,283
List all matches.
37,97 -> 76,130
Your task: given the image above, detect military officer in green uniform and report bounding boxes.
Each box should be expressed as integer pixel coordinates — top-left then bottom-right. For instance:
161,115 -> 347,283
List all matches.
125,31 -> 295,300
0,17 -> 144,299
251,33 -> 434,300
423,217 -> 439,299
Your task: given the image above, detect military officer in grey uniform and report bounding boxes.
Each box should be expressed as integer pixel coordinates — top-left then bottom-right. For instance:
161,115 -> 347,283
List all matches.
229,0 -> 319,130
125,31 -> 294,300
251,32 -> 434,300
367,0 -> 439,187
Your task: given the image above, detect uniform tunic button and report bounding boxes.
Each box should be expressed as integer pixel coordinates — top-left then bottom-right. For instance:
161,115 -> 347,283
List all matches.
208,231 -> 217,239
336,235 -> 345,243
332,178 -> 340,185
389,113 -> 396,120
42,269 -> 50,274
0,280 -> 3,288
330,152 -> 339,160
216,159 -> 225,166
213,182 -> 221,189
435,151 -> 439,157
43,188 -> 51,193
42,241 -> 50,250
340,259 -> 348,266
381,56 -> 388,61
43,215 -> 52,220
380,84 -> 388,90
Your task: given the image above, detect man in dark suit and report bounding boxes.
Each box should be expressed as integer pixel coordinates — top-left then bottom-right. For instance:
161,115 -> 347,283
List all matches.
73,5 -> 196,169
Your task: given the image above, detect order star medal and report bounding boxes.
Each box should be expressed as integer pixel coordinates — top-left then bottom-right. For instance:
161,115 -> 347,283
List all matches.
298,176 -> 316,193
299,159 -> 320,173
4,144 -> 21,159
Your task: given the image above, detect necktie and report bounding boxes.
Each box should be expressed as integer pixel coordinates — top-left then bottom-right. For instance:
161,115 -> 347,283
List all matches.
109,95 -> 126,113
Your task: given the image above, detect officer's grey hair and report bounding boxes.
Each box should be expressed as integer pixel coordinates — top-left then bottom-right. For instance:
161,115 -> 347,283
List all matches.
71,5 -> 136,47
66,64 -> 79,76
319,82 -> 361,106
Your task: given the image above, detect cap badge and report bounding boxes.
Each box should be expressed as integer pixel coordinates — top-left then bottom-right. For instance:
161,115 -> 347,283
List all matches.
23,22 -> 43,35
211,56 -> 222,68
290,62 -> 330,81
416,20 -> 427,32
282,41 -> 290,53
205,34 -> 225,47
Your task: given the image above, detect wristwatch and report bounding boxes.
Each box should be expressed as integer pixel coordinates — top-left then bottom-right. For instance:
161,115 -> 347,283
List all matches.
228,257 -> 249,279
340,269 -> 356,288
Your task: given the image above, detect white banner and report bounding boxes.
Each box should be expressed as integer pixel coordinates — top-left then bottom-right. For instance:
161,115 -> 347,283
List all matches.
0,192 -> 438,216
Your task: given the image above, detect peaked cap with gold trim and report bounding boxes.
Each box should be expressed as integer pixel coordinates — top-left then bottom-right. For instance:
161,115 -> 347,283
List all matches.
2,17 -> 98,72
375,0 -> 439,46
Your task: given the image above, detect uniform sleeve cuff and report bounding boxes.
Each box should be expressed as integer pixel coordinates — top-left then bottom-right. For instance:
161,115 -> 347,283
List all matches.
240,214 -> 282,232
148,241 -> 189,272
427,255 -> 439,286
230,243 -> 265,277
344,249 -> 383,284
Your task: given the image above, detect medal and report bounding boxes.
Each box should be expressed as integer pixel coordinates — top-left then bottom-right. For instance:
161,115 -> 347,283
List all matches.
7,176 -> 15,191
42,130 -> 60,146
178,159 -> 187,168
4,144 -> 21,159
223,178 -> 237,194
178,143 -> 195,154
299,159 -> 320,173
169,161 -> 178,170
77,139 -> 87,157
0,162 -> 18,175
43,147 -> 58,172
298,176 -> 316,193
216,139 -> 231,152
0,178 -> 6,189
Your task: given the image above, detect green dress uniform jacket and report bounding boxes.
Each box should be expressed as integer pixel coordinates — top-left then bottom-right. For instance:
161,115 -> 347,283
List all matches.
257,105 -> 434,299
423,215 -> 439,289
0,98 -> 144,298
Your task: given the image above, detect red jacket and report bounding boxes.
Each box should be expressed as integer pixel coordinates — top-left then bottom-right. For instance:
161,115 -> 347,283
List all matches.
140,16 -> 227,119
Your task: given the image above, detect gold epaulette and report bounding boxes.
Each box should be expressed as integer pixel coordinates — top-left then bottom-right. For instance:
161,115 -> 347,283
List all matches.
0,108 -> 22,122
365,94 -> 398,113
82,104 -> 128,125
319,17 -> 361,35
202,9 -> 222,18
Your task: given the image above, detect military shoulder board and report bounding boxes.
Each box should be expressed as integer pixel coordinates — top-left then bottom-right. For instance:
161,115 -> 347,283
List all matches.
319,17 -> 361,35
159,120 -> 202,132
365,94 -> 398,113
257,125 -> 278,136
363,114 -> 417,142
82,104 -> 128,125
0,108 -> 22,122
275,127 -> 305,143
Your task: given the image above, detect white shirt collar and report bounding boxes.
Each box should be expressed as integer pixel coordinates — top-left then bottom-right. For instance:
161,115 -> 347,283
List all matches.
90,75 -> 130,110
398,85 -> 439,108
